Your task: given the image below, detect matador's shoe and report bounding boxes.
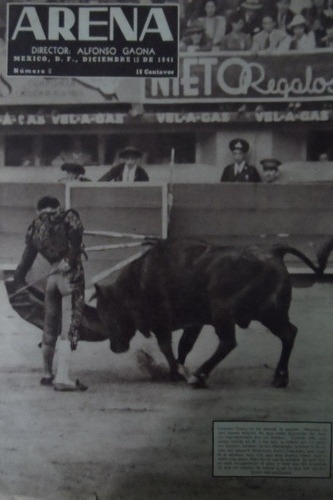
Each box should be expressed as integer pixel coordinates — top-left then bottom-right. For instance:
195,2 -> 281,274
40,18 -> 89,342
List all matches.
53,379 -> 88,392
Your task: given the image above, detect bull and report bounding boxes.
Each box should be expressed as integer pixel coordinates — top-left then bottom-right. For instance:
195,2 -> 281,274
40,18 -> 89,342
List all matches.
94,238 -> 320,388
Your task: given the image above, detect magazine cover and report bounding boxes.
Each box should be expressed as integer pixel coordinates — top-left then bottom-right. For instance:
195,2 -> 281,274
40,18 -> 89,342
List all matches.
0,1 -> 332,499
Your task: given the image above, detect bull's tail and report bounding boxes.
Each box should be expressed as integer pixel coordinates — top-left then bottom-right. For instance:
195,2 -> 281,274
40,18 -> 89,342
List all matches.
272,245 -> 320,274
316,237 -> 333,275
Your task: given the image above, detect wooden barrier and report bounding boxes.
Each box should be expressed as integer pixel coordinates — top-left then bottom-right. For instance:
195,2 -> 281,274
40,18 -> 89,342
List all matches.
0,183 -> 167,284
168,183 -> 333,269
67,183 -> 167,281
1,182 -> 333,278
0,183 -> 65,273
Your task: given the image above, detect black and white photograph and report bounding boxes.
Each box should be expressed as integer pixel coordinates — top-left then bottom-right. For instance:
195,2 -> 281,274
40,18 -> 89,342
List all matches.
0,1 -> 332,499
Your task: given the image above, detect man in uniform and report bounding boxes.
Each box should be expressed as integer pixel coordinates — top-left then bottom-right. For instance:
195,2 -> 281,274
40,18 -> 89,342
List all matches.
98,146 -> 149,182
14,196 -> 87,391
260,158 -> 281,183
221,138 -> 261,182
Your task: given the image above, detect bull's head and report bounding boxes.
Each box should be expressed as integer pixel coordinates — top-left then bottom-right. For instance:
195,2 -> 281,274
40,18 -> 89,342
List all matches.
94,284 -> 136,354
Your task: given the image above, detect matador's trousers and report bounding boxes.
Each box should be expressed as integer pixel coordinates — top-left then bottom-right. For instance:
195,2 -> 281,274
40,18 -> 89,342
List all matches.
42,262 -> 85,351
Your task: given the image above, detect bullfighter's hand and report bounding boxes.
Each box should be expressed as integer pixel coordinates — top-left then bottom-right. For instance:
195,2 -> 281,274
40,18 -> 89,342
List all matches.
57,259 -> 71,274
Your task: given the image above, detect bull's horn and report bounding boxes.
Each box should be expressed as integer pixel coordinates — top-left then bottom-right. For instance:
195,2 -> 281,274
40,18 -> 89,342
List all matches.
88,291 -> 97,302
89,284 -> 101,302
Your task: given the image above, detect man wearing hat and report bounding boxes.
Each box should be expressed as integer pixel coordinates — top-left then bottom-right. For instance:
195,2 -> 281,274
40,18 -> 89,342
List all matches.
239,0 -> 264,36
302,0 -> 328,47
283,13 -> 316,49
59,163 -> 90,182
221,138 -> 261,182
179,20 -> 212,51
260,158 -> 281,183
98,146 -> 149,182
14,196 -> 87,391
275,0 -> 295,32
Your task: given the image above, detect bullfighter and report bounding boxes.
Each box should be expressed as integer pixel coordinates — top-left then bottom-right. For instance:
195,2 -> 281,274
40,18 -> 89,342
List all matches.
14,196 -> 87,391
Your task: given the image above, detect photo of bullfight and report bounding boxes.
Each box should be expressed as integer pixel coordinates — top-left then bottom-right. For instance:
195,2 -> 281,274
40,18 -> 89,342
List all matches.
0,1 -> 332,499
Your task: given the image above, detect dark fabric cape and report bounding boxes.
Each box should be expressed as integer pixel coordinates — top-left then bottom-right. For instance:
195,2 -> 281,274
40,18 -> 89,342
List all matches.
3,271 -> 107,342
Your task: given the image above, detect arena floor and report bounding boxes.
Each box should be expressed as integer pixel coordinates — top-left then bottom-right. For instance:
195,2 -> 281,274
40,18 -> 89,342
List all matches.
0,279 -> 332,500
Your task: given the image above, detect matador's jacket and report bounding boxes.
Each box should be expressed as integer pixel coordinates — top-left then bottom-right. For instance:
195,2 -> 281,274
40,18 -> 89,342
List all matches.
14,209 -> 85,349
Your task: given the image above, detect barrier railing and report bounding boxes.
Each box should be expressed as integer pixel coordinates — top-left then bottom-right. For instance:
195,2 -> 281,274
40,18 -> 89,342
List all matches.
0,182 -> 167,283
1,182 -> 333,277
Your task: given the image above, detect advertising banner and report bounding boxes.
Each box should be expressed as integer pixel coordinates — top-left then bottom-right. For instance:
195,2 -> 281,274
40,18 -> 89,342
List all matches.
145,52 -> 333,103
0,109 -> 331,128
7,3 -> 178,77
2,50 -> 332,106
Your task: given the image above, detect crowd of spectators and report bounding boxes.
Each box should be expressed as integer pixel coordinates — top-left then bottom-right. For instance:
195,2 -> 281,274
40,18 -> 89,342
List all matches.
179,0 -> 333,52
2,0 -> 333,51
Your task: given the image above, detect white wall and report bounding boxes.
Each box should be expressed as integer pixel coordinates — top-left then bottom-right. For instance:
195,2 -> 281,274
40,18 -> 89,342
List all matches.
195,132 -> 216,165
272,130 -> 307,163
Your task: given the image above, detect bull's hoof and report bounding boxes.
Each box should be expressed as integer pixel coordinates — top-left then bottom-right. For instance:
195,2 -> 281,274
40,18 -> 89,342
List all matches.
176,363 -> 192,382
272,371 -> 289,388
188,373 -> 207,389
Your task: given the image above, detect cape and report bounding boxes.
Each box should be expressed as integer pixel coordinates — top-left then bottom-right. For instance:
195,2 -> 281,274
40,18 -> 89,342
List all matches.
4,271 -> 107,343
